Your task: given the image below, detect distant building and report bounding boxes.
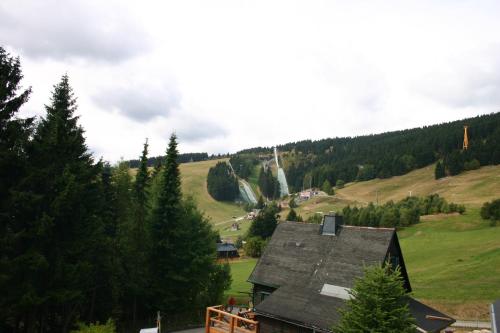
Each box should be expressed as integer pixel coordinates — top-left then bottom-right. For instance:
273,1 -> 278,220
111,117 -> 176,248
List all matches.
216,242 -> 239,259
247,209 -> 261,220
299,190 -> 312,200
247,215 -> 455,333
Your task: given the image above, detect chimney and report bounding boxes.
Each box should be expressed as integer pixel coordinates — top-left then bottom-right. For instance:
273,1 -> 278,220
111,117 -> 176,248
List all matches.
322,213 -> 343,236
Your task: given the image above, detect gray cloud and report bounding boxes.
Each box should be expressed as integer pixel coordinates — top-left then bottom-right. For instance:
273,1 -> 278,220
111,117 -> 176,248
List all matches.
93,84 -> 180,122
175,118 -> 228,143
0,0 -> 150,62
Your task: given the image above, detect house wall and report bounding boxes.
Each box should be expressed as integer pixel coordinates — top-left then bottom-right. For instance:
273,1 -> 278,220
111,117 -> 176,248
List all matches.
257,316 -> 314,333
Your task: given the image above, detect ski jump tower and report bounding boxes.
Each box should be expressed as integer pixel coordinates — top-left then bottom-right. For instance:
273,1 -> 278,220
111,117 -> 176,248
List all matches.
274,147 -> 290,197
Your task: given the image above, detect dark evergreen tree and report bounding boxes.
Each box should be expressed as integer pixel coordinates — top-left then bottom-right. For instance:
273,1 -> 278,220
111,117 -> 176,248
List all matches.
122,140 -> 151,326
150,134 -> 183,312
150,134 -> 228,314
321,179 -> 333,195
258,166 -> 280,199
248,204 -> 279,239
286,208 -> 303,222
444,150 -> 464,176
207,161 -> 239,201
335,265 -> 415,333
0,46 -> 34,332
19,74 -> 105,332
434,161 -> 446,179
256,195 -> 265,209
229,154 -> 258,179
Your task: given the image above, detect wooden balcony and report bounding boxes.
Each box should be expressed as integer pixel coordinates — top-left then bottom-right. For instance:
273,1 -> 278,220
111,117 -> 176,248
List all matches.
205,306 -> 258,333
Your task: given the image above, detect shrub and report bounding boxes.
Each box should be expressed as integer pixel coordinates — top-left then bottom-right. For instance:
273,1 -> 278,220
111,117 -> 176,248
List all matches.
464,159 -> 480,171
244,237 -> 267,257
481,199 -> 500,225
71,319 -> 116,333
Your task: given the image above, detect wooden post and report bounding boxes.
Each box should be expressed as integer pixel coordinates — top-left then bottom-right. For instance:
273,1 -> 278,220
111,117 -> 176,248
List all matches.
205,308 -> 211,333
230,316 -> 235,333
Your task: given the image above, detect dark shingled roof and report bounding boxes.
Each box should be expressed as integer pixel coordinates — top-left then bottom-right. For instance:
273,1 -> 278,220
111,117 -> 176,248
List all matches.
251,222 -> 454,333
248,222 -> 396,290
255,285 -> 344,331
216,243 -> 237,252
256,287 -> 454,333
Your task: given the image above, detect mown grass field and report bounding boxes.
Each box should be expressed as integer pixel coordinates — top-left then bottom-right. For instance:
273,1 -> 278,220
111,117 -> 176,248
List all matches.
179,159 -> 246,224
399,208 -> 500,319
224,258 -> 258,304
336,164 -> 500,207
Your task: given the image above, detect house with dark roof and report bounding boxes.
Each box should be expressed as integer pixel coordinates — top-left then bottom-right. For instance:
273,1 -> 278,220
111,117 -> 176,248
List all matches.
216,242 -> 239,259
247,215 -> 455,333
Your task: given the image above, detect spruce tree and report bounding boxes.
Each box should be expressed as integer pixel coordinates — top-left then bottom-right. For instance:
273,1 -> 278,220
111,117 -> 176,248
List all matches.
286,208 -> 298,221
434,161 -> 445,179
0,46 -> 35,332
149,134 -> 188,311
335,265 -> 415,333
256,195 -> 265,209
321,179 -> 333,195
150,134 -> 227,313
26,75 -> 105,332
125,140 -> 151,325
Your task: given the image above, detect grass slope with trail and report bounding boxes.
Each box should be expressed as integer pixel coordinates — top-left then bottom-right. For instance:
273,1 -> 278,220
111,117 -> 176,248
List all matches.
179,159 -> 246,224
336,164 -> 500,207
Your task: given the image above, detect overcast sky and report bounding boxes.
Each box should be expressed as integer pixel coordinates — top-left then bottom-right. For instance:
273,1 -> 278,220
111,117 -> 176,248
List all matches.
1,0 -> 500,162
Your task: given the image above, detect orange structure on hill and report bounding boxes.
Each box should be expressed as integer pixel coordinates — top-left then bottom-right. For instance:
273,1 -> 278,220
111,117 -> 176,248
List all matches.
463,126 -> 469,150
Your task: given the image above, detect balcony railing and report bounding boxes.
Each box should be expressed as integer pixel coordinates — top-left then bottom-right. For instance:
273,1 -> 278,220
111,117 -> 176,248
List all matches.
205,306 -> 258,333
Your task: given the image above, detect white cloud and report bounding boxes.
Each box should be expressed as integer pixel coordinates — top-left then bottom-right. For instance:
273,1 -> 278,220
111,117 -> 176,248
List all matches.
0,0 -> 151,62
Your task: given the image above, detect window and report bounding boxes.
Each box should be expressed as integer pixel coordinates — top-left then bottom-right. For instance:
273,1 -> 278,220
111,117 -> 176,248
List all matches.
260,291 -> 270,303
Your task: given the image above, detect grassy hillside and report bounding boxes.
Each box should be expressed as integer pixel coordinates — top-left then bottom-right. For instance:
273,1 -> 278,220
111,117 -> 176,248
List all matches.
179,159 -> 246,224
399,209 -> 500,319
336,164 -> 500,207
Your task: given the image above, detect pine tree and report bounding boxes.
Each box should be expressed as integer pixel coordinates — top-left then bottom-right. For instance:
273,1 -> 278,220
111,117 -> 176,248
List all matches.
150,134 -> 228,313
434,161 -> 445,179
248,205 -> 278,239
150,134 -> 183,312
126,140 -> 151,325
286,208 -> 298,221
0,46 -> 33,198
334,265 -> 415,333
0,46 -> 35,332
256,195 -> 265,209
25,75 -> 105,332
321,179 -> 333,195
